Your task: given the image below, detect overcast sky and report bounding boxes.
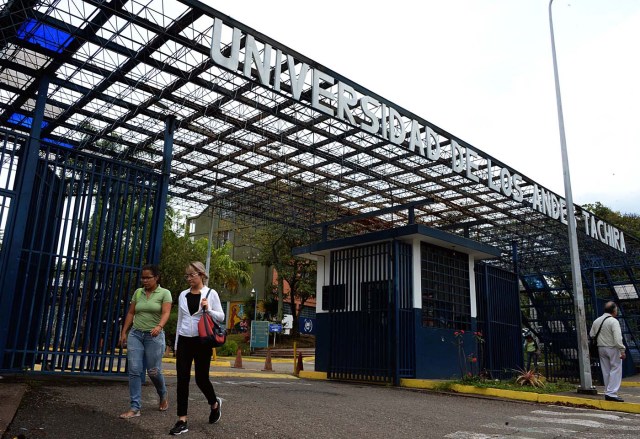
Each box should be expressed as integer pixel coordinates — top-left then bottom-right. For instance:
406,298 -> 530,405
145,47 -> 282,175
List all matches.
202,0 -> 640,214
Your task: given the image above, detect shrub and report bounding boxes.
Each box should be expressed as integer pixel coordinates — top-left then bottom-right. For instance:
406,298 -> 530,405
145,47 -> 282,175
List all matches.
514,368 -> 545,388
216,340 -> 238,357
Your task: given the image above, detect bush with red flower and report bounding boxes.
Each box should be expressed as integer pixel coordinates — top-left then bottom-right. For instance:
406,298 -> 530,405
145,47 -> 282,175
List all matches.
453,329 -> 486,380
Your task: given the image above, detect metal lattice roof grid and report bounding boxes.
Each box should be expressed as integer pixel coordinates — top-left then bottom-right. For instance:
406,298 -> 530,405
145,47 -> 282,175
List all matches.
0,0 -> 638,276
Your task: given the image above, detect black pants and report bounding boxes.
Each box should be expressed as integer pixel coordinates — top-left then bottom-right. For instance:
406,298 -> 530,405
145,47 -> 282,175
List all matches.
176,335 -> 216,417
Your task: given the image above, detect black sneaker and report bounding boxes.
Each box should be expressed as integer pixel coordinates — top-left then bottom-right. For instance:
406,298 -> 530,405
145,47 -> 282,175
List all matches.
169,420 -> 188,435
209,397 -> 222,424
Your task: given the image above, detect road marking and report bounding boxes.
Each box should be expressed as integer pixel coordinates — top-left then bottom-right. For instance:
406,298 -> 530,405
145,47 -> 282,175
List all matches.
481,423 -> 577,435
445,432 -> 534,439
448,407 -> 640,439
531,409 -> 640,422
513,415 -> 640,430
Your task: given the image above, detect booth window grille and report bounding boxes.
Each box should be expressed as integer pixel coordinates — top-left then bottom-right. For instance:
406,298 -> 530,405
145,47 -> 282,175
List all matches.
421,242 -> 471,330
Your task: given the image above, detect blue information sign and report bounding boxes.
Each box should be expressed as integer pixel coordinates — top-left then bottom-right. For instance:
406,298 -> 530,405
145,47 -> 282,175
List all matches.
250,321 -> 269,349
269,323 -> 283,333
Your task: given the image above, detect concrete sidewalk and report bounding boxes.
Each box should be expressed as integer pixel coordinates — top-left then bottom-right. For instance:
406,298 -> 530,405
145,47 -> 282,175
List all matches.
0,378 -> 26,438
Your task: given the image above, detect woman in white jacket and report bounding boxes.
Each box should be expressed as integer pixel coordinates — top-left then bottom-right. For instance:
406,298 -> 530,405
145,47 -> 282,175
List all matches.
169,262 -> 225,436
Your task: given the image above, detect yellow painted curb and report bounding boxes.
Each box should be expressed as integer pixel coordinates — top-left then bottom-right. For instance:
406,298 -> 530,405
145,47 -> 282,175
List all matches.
621,381 -> 640,387
400,379 -> 640,414
298,371 -> 327,380
400,379 -> 441,389
451,385 -> 540,403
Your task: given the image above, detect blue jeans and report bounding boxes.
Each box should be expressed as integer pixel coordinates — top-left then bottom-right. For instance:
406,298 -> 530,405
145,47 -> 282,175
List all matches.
127,328 -> 167,411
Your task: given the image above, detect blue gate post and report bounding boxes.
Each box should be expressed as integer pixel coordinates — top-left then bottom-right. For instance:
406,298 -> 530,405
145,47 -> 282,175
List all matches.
392,240 -> 401,386
511,240 -> 524,370
148,115 -> 175,264
0,75 -> 50,367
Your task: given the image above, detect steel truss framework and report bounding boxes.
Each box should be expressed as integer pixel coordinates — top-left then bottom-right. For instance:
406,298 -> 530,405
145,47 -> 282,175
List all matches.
1,0 -> 639,283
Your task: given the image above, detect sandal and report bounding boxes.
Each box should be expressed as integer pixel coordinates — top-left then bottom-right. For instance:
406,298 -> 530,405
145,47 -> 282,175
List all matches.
119,410 -> 140,419
159,397 -> 169,411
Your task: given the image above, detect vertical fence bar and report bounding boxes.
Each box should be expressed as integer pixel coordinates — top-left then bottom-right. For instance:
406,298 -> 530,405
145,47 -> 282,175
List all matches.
392,240 -> 400,385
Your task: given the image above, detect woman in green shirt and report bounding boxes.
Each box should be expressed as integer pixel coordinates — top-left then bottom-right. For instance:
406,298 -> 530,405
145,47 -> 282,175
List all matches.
119,264 -> 172,419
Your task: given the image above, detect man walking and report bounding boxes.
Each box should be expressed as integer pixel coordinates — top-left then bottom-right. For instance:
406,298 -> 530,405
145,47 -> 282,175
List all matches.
590,301 -> 626,402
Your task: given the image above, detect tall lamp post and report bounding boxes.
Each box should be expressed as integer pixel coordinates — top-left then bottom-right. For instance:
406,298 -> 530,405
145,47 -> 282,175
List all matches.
548,0 -> 595,394
251,288 -> 258,321
249,288 -> 258,352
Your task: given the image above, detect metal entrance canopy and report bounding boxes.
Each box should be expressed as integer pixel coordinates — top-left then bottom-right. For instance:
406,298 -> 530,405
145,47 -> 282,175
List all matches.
1,0 -> 638,276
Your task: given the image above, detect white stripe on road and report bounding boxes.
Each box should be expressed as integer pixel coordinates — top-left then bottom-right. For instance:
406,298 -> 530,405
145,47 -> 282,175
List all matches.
513,415 -> 639,430
445,433 -> 534,439
531,409 -> 640,422
482,422 -> 577,435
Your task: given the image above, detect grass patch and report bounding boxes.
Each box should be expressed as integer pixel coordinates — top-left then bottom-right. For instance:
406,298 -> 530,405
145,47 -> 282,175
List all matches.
436,377 -> 576,394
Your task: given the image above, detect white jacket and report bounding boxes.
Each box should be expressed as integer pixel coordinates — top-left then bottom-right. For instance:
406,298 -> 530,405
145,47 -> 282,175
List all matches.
175,286 -> 225,350
589,313 -> 625,352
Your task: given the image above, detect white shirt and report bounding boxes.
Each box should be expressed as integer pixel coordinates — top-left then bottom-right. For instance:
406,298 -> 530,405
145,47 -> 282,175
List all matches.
589,313 -> 625,352
175,286 -> 225,350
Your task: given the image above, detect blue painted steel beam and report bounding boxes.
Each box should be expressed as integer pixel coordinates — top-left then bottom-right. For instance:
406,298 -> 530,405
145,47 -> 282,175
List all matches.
149,116 -> 174,264
0,75 -> 49,366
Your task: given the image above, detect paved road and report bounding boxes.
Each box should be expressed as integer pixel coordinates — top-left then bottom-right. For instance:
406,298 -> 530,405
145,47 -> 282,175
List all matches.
4,374 -> 640,439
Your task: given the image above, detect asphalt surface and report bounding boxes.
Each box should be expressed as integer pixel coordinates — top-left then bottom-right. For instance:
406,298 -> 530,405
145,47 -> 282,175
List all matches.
1,356 -> 640,439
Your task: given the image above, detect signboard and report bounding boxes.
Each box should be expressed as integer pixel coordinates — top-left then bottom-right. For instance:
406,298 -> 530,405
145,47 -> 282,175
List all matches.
250,321 -> 269,349
269,323 -> 283,333
210,17 -> 628,254
299,317 -> 316,335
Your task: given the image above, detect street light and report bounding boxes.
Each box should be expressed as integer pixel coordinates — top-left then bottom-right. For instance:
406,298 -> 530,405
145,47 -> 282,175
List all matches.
548,0 -> 595,394
251,288 -> 258,321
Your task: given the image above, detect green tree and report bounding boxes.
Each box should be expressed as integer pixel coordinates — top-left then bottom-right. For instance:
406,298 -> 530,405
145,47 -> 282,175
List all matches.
206,241 -> 253,294
254,224 -> 316,338
158,207 -> 252,300
158,206 -> 204,297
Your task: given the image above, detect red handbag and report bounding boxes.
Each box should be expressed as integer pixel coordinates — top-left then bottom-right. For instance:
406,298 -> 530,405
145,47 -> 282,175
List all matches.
198,291 -> 227,348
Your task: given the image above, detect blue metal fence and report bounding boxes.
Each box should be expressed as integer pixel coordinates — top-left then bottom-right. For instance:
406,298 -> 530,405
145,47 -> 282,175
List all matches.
0,134 -> 164,375
475,262 -> 522,379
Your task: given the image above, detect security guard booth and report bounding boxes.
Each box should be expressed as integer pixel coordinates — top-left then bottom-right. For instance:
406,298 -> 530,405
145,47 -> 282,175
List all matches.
295,223 -> 521,385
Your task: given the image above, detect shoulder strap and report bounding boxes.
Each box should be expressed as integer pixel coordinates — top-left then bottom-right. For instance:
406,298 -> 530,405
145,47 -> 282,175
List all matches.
595,315 -> 612,339
202,288 -> 211,311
